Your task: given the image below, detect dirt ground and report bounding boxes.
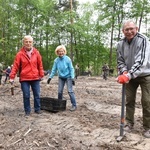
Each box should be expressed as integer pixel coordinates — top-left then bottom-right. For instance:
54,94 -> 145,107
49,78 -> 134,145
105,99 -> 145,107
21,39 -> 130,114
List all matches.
0,75 -> 149,150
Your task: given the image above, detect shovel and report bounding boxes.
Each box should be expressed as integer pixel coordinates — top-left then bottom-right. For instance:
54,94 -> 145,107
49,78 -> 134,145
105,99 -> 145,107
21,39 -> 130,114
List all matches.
116,84 -> 126,142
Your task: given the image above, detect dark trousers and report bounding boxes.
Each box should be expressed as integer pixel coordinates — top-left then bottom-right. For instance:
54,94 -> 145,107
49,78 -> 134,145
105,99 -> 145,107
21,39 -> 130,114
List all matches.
126,76 -> 150,130
0,75 -> 2,85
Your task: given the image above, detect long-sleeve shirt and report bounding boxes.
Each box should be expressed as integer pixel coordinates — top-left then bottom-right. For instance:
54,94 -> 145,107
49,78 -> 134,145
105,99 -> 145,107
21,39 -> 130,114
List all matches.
49,55 -> 75,79
117,32 -> 150,79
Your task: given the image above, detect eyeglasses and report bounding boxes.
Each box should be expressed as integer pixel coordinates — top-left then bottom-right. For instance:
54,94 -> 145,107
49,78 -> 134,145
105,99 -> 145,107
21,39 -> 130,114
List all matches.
124,27 -> 136,32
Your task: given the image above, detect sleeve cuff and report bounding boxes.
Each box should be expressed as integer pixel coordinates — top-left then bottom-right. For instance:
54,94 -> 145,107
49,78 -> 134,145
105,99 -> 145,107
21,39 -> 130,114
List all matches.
127,73 -> 132,80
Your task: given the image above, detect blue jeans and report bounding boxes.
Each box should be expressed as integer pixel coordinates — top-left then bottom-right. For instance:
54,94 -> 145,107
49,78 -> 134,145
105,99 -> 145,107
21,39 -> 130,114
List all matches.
21,80 -> 40,113
58,77 -> 77,107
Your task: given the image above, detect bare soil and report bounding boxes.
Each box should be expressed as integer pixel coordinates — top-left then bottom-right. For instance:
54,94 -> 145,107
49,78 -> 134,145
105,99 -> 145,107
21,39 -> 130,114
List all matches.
0,76 -> 149,150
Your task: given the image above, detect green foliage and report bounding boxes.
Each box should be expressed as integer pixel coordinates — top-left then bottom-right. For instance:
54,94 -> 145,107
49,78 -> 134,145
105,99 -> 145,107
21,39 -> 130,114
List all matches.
0,0 -> 150,76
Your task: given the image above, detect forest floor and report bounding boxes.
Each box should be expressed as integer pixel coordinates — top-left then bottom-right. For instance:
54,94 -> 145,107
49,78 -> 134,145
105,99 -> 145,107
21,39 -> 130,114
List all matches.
0,75 -> 149,150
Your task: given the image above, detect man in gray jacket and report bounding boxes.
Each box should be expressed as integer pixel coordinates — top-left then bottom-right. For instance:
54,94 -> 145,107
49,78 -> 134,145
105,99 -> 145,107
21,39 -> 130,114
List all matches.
116,20 -> 150,138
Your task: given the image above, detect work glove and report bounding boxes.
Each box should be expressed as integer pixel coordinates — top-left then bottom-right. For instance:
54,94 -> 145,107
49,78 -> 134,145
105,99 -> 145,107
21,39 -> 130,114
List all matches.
40,77 -> 44,81
9,79 -> 14,84
117,74 -> 130,84
47,78 -> 51,84
44,71 -> 48,76
72,79 -> 75,86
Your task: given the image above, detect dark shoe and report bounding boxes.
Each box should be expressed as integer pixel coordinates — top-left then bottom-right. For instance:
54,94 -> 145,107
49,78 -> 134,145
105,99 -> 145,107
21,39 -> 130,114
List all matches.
35,111 -> 42,114
25,112 -> 30,117
124,124 -> 133,132
70,106 -> 77,111
143,129 -> 150,138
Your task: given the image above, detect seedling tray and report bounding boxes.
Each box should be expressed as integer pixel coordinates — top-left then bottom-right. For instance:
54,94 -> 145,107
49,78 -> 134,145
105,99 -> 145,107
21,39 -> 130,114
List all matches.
40,97 -> 66,112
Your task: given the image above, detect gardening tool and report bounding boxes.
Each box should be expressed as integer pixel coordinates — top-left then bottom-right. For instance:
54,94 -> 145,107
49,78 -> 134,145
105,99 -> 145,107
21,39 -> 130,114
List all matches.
11,82 -> 14,95
116,84 -> 126,142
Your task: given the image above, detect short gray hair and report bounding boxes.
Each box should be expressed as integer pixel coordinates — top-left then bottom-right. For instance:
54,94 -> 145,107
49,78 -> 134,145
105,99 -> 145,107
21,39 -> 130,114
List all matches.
23,35 -> 33,41
122,20 -> 137,29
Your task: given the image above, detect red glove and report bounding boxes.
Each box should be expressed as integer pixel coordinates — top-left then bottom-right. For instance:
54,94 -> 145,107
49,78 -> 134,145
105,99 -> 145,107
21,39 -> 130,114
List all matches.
117,74 -> 129,84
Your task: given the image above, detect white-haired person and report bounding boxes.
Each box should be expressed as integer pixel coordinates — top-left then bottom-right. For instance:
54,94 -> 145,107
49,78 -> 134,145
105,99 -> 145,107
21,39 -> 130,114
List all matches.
117,20 -> 150,138
47,45 -> 77,111
9,35 -> 44,116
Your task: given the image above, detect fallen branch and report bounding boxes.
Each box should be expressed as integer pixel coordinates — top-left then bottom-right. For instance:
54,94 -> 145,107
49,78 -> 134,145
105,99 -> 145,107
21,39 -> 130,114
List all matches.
46,141 -> 55,148
11,138 -> 22,145
33,140 -> 39,147
23,128 -> 32,137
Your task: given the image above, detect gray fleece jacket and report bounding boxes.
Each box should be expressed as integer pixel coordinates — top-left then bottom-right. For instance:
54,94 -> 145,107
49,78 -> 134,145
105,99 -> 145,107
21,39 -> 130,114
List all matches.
117,32 -> 150,79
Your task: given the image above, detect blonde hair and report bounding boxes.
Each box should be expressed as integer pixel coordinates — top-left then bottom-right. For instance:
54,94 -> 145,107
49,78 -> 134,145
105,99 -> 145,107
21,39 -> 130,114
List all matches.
55,45 -> 67,55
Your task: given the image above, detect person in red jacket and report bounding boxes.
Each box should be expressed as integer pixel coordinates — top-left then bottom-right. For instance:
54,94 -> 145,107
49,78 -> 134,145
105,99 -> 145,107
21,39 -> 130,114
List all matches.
9,35 -> 44,116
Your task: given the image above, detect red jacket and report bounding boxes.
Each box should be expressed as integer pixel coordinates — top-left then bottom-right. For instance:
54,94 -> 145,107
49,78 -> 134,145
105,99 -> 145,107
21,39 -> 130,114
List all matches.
10,47 -> 44,81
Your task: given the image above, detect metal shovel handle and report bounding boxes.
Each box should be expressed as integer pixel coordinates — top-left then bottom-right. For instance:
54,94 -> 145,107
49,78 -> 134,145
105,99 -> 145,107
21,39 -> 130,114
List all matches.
120,84 -> 125,136
116,84 -> 126,142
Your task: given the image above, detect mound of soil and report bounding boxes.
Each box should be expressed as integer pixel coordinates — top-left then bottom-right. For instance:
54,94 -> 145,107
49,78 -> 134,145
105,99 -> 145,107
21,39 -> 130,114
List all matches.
0,76 -> 149,150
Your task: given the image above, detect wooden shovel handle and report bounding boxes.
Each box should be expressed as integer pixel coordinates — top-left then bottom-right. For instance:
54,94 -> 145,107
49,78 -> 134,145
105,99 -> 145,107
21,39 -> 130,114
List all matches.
11,82 -> 14,95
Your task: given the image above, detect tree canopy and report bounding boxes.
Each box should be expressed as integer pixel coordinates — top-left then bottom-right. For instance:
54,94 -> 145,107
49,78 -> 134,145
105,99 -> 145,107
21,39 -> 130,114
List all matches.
0,0 -> 150,75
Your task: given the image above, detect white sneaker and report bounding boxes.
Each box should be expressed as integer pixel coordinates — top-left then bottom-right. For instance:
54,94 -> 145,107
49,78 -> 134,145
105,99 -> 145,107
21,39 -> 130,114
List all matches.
124,124 -> 133,132
143,129 -> 150,138
69,106 -> 77,111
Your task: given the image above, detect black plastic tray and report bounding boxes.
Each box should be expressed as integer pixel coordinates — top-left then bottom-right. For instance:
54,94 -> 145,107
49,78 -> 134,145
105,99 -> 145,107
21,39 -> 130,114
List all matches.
40,97 -> 66,112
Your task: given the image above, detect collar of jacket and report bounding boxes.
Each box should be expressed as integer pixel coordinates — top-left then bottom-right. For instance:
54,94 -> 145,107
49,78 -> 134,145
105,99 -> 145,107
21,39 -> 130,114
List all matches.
20,47 -> 36,53
59,55 -> 65,59
124,32 -> 138,44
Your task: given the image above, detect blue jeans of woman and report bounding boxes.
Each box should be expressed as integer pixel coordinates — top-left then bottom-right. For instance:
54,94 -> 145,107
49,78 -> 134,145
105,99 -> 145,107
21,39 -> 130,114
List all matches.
21,80 -> 40,114
58,77 -> 77,107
